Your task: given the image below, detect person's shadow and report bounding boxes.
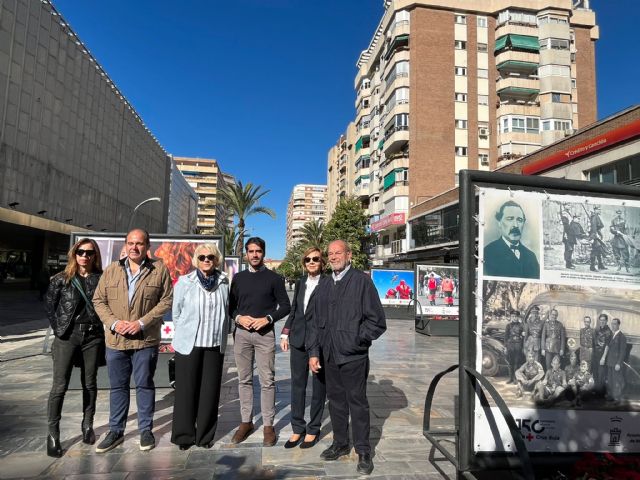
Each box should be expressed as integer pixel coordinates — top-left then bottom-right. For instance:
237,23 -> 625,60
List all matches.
367,375 -> 408,451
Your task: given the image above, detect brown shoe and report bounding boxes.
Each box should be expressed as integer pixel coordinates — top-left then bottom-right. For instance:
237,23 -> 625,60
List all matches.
263,426 -> 277,447
231,422 -> 254,444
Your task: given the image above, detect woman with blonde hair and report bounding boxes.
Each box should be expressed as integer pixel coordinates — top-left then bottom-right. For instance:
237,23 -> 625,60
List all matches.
171,243 -> 230,450
280,246 -> 327,448
44,237 -> 104,457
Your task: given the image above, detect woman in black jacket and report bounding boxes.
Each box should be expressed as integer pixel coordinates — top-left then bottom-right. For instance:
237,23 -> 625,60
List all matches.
44,238 -> 103,457
280,246 -> 326,449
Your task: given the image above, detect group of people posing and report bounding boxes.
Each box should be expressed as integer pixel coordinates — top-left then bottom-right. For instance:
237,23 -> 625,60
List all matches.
44,230 -> 386,476
502,307 -> 628,406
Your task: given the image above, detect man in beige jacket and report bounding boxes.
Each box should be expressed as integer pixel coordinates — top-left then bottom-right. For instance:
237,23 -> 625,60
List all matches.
93,229 -> 173,453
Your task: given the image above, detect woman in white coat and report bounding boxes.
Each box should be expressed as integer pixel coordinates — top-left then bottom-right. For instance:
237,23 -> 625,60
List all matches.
170,243 -> 230,450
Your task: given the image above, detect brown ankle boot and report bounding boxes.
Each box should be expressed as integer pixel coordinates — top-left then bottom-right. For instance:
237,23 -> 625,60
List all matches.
263,426 -> 277,447
231,422 -> 254,444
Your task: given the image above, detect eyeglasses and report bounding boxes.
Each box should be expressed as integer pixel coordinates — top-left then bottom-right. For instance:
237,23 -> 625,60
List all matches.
76,249 -> 96,257
304,256 -> 321,264
198,254 -> 216,262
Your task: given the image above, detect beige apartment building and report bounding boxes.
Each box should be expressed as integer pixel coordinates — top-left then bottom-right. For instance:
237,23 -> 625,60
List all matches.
327,0 -> 598,265
173,156 -> 233,235
285,184 -> 328,250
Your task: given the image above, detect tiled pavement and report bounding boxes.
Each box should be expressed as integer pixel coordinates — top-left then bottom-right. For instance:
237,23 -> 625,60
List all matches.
0,289 -> 460,479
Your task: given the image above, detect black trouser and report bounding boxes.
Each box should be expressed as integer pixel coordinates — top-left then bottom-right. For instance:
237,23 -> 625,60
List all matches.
325,356 -> 370,454
507,345 -> 523,374
171,347 -> 224,447
47,324 -> 104,435
290,344 -> 326,435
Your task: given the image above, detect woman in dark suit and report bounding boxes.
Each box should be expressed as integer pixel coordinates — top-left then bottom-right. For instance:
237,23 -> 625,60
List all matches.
280,246 -> 326,448
44,238 -> 104,457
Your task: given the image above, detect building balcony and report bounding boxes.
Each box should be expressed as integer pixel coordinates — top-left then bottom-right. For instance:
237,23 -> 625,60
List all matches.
384,71 -> 409,93
540,101 -> 573,120
384,33 -> 409,61
391,239 -> 407,255
382,49 -> 410,83
497,75 -> 538,92
383,126 -> 409,156
381,182 -> 408,204
495,23 -> 538,39
355,85 -> 371,110
384,100 -> 410,124
497,101 -> 540,116
539,49 -> 571,67
498,131 -> 541,145
381,153 -> 409,179
495,50 -> 539,68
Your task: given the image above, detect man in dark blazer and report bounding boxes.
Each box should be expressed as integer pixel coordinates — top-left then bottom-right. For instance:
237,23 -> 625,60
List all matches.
604,318 -> 627,403
483,200 -> 539,279
308,240 -> 386,476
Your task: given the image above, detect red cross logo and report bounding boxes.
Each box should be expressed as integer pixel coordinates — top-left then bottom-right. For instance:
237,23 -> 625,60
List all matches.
526,433 -> 534,441
164,325 -> 172,335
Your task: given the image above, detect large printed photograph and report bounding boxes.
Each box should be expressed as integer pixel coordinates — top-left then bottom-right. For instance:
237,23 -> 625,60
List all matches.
416,264 -> 459,319
476,187 -> 640,453
71,233 -> 222,351
542,199 -> 640,281
370,269 -> 414,306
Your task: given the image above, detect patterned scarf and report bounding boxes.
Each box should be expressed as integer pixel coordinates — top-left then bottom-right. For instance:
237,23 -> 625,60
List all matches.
196,269 -> 218,291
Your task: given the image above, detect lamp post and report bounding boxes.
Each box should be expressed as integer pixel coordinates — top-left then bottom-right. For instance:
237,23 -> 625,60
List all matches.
127,197 -> 161,231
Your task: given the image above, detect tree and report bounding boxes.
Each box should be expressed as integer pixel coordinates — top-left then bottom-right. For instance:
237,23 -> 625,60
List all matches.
277,243 -> 306,282
324,197 -> 370,270
219,181 -> 276,255
215,223 -> 239,257
298,218 -> 325,249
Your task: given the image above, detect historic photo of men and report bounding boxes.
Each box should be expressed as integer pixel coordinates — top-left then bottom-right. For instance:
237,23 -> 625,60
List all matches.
481,191 -> 541,280
542,200 -> 640,276
480,279 -> 640,411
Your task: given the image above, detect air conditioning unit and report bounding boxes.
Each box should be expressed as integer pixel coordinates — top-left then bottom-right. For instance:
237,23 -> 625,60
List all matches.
479,127 -> 489,137
564,128 -> 575,136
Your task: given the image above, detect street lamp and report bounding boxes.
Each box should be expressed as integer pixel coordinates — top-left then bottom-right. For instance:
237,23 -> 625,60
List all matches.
127,197 -> 161,231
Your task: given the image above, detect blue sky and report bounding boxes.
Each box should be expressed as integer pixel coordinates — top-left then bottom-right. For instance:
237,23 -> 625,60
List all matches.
53,1 -> 640,259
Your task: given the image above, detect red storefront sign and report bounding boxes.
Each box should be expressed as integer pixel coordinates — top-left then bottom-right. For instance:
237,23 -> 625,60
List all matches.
371,212 -> 405,232
522,119 -> 640,175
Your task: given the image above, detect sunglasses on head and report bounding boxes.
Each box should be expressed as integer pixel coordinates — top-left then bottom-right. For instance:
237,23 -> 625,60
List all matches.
76,249 -> 96,257
304,256 -> 321,264
198,254 -> 216,262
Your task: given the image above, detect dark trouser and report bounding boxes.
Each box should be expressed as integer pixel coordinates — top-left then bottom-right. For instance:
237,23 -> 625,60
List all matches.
106,346 -> 158,434
564,242 -> 574,266
507,346 -> 523,375
606,366 -> 625,401
290,344 -> 326,435
171,347 -> 224,446
593,350 -> 607,393
325,356 -> 370,454
48,325 -> 103,435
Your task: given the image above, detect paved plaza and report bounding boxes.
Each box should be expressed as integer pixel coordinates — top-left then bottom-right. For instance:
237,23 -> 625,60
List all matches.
0,288 -> 460,479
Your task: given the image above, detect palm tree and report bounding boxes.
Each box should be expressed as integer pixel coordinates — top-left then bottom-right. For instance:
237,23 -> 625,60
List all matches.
298,218 -> 325,249
215,223 -> 239,257
219,181 -> 276,255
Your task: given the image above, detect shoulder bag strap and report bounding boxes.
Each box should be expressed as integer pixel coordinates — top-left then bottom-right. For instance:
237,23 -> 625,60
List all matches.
71,276 -> 96,316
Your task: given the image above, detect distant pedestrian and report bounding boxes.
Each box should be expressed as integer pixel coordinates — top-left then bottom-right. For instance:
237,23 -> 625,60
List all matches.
280,246 -> 326,450
93,229 -> 173,453
170,243 -> 230,450
44,238 -> 104,457
229,237 -> 291,447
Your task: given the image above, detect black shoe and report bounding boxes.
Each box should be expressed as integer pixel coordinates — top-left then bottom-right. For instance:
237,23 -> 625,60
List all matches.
179,444 -> 193,451
357,453 -> 374,475
300,435 -> 320,449
47,434 -> 62,458
320,443 -> 350,460
198,441 -> 214,449
95,431 -> 124,453
140,430 -> 155,451
82,425 -> 96,445
284,433 -> 304,449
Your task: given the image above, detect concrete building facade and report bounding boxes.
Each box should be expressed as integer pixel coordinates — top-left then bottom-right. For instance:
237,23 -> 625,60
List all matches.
0,0 -> 171,279
285,184 -> 327,250
327,0 -> 598,266
173,156 -> 232,235
167,160 -> 198,234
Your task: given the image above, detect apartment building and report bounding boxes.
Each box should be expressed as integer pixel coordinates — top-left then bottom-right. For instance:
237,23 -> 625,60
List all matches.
285,184 -> 328,250
173,156 -> 232,235
328,0 -> 598,266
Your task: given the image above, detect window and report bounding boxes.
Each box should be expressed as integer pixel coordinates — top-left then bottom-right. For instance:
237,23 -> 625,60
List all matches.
477,16 -> 488,28
585,154 -> 640,185
385,60 -> 410,87
478,95 -> 489,105
541,119 -> 572,131
455,146 -> 468,156
540,38 -> 570,50
498,10 -> 537,26
477,69 -> 488,78
538,64 -> 570,77
477,43 -> 488,52
552,93 -> 562,103
571,52 -> 576,63
502,115 -> 540,133
455,119 -> 468,129
512,117 -> 525,132
542,120 -> 551,131
455,40 -> 467,50
479,154 -> 489,166
538,15 -> 568,25
571,78 -> 577,88
526,117 -> 539,133
455,66 -> 467,76
455,92 -> 468,102
455,14 -> 466,24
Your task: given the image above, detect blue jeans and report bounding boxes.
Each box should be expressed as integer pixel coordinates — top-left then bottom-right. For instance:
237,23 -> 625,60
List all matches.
106,346 -> 158,434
